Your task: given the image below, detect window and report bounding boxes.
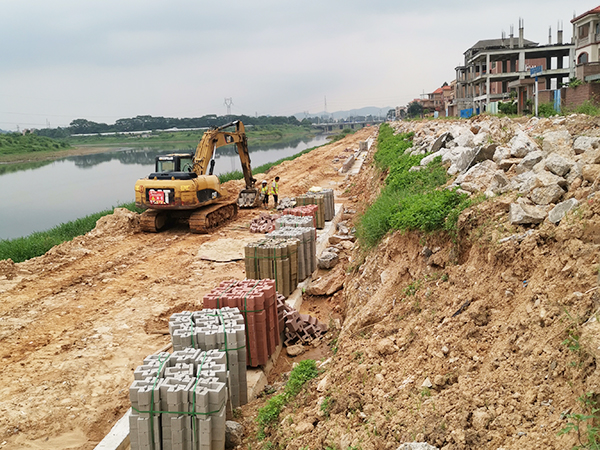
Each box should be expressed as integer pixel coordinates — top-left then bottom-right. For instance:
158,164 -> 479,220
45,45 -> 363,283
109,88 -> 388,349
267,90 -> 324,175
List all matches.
579,24 -> 590,38
578,52 -> 589,64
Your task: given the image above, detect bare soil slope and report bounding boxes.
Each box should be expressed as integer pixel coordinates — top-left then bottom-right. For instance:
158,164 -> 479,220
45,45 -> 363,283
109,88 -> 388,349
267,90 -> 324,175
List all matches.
0,127 -> 374,449
238,116 -> 600,450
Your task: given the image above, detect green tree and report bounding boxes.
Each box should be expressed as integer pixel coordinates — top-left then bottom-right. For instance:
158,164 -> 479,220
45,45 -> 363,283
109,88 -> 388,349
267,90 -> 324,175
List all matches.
407,101 -> 423,118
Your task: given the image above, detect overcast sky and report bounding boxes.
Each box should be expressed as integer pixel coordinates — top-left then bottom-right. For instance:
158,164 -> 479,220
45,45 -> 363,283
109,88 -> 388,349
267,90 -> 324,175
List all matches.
0,1 -> 592,131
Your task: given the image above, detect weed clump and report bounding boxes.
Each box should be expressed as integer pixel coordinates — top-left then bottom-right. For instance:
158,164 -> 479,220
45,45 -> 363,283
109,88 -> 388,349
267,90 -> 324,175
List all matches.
256,359 -> 318,439
357,124 -> 469,248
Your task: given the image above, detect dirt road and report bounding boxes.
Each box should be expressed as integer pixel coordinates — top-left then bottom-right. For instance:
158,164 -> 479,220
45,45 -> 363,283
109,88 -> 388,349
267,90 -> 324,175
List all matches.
0,127 -> 376,449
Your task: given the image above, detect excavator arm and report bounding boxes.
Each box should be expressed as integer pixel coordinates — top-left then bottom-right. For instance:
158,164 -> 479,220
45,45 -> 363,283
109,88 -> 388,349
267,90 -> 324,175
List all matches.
192,120 -> 259,207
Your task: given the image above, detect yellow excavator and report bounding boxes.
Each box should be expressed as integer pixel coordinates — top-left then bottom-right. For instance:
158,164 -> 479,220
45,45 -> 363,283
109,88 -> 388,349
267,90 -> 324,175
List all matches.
134,120 -> 260,233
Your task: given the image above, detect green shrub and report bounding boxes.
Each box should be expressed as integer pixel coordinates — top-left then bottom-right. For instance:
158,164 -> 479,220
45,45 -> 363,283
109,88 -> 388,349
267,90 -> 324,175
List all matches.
538,103 -> 559,117
498,101 -> 517,115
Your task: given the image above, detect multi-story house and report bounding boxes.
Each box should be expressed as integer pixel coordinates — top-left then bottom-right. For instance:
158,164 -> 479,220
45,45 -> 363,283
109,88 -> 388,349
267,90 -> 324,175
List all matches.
451,20 -> 574,115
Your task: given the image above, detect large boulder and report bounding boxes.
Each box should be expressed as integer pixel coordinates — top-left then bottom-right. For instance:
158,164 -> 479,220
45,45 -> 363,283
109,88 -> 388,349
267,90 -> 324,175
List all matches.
582,164 -> 600,183
574,136 -> 600,155
529,184 -> 565,205
454,160 -> 499,192
545,153 -> 575,177
442,146 -> 478,175
225,421 -> 244,449
542,130 -> 574,156
516,150 -> 544,174
509,203 -> 547,224
548,198 -> 579,224
493,145 -> 511,163
510,130 -> 539,157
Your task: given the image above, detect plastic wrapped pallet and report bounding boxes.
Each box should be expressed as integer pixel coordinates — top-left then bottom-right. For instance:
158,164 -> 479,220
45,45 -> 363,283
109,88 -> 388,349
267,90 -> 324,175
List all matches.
203,280 -> 281,367
129,349 -> 228,450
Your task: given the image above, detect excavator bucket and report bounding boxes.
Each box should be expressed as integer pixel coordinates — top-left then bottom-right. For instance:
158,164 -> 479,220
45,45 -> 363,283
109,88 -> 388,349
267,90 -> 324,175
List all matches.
237,188 -> 260,208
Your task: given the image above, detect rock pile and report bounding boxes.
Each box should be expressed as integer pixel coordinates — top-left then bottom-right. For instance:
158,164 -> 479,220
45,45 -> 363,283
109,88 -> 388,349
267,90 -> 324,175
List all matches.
393,114 -> 599,225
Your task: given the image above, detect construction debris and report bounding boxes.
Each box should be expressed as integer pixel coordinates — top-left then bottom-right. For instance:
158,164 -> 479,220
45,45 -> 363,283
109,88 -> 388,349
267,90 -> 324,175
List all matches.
248,212 -> 280,234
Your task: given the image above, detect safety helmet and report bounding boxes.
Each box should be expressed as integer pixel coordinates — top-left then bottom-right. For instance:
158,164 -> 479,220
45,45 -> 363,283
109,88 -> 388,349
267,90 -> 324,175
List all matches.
262,180 -> 267,184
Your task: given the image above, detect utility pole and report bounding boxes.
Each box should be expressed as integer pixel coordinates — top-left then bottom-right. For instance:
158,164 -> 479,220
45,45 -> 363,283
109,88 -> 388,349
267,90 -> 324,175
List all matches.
224,98 -> 233,116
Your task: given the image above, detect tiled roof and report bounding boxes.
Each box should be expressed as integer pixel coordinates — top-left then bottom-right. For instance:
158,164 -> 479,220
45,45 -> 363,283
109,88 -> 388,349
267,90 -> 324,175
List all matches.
572,6 -> 600,23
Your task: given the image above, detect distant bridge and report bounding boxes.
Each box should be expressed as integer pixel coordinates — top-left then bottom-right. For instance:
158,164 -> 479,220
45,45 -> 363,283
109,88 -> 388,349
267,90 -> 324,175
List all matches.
312,119 -> 385,132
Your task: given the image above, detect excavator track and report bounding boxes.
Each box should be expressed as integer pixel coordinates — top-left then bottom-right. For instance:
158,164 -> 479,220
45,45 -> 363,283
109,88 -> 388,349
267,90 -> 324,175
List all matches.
140,209 -> 168,232
188,202 -> 238,234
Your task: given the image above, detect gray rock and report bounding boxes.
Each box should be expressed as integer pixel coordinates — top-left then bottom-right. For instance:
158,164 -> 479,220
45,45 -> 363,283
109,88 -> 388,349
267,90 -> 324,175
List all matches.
455,160 -> 498,192
225,421 -> 244,449
566,162 -> 583,184
318,251 -> 339,269
509,203 -> 547,224
574,136 -> 600,155
454,129 -> 475,148
445,147 -> 479,175
286,344 -> 305,357
516,151 -> 544,174
396,442 -> 438,450
510,130 -> 539,157
498,158 -> 523,171
493,145 -> 511,163
430,131 -> 452,153
545,153 -> 574,177
534,171 -> 568,188
489,172 -> 511,194
548,198 -> 579,224
329,234 -> 355,245
579,148 -> 600,165
542,130 -> 573,155
420,149 -> 445,167
529,184 -> 565,205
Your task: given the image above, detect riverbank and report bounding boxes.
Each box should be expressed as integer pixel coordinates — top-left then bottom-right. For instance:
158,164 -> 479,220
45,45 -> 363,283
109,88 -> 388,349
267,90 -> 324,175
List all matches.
0,124 -> 319,164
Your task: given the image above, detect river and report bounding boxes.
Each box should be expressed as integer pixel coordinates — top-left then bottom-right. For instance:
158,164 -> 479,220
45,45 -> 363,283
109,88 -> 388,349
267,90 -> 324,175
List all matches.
0,135 -> 329,240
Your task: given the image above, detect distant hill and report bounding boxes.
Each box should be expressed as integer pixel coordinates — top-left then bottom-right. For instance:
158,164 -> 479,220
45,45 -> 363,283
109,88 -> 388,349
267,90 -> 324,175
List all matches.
294,106 -> 393,121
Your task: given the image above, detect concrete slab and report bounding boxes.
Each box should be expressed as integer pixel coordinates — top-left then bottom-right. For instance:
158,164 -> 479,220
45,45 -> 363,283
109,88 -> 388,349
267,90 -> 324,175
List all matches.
93,408 -> 131,450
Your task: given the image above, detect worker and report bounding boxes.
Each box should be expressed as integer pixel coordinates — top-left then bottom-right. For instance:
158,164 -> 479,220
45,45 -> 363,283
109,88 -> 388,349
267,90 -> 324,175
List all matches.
270,176 -> 280,208
260,180 -> 269,209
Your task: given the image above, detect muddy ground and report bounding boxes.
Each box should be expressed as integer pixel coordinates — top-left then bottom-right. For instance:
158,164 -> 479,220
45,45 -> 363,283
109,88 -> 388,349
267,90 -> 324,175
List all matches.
3,116 -> 600,450
0,127 -> 373,449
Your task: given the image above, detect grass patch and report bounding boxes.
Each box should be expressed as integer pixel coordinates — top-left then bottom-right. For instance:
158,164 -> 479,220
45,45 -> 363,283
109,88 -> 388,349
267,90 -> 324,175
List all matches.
0,133 -> 70,156
256,359 -> 318,439
0,202 -> 144,263
356,123 -> 469,248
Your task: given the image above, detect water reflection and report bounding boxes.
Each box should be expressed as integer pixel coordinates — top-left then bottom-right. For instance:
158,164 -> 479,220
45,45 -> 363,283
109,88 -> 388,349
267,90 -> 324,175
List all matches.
65,135 -> 319,169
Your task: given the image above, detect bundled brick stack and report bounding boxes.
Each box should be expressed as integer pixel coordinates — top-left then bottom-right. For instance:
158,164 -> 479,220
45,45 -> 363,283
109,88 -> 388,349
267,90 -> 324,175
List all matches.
203,280 -> 280,367
244,239 -> 298,298
307,187 -> 335,221
294,194 -> 325,229
129,349 -> 228,450
268,224 -> 316,281
278,300 -> 329,346
248,212 -> 280,234
168,307 -> 247,408
282,204 -> 319,230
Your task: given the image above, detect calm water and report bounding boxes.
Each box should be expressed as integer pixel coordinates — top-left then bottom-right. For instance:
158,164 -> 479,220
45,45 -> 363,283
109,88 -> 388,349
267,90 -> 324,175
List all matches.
0,135 -> 329,240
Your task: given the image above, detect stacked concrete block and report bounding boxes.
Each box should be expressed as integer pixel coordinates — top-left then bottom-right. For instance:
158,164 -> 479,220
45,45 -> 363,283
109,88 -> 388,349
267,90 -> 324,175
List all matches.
129,350 -> 228,450
268,224 -> 316,281
294,195 -> 325,229
278,302 -> 328,346
168,308 -> 247,408
203,280 -> 280,367
244,238 -> 298,297
307,187 -> 335,221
